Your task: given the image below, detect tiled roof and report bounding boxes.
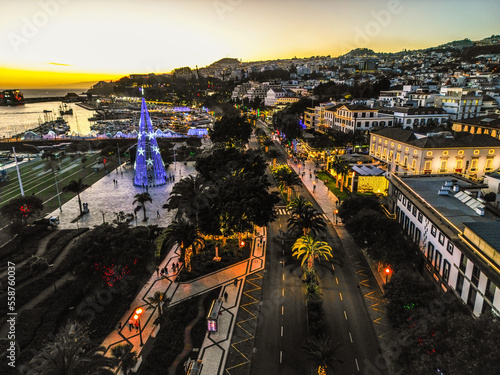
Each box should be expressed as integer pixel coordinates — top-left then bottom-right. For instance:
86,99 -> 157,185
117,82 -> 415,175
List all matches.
452,114 -> 500,129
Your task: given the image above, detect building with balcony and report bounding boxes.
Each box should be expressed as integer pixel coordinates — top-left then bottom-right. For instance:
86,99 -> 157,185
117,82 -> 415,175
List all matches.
451,114 -> 500,140
370,128 -> 500,179
325,104 -> 394,133
388,174 -> 500,317
379,107 -> 449,129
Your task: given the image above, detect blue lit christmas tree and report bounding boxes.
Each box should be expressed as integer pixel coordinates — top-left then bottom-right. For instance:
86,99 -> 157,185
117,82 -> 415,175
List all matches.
134,98 -> 168,187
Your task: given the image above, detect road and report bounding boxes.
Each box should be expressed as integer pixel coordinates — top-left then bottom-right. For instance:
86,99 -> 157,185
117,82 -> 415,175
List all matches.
250,126 -> 387,374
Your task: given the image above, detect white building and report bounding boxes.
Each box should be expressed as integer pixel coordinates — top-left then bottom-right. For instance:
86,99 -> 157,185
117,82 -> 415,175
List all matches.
389,174 -> 500,317
325,104 -> 394,133
379,107 -> 449,129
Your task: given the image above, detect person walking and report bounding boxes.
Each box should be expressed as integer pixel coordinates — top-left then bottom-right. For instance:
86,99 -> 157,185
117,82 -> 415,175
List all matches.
128,319 -> 133,332
118,321 -> 122,331
224,291 -> 228,302
157,210 -> 160,218
233,278 -> 238,287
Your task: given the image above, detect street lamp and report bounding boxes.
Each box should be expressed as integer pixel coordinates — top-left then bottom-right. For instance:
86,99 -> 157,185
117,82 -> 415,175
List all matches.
134,307 -> 144,346
101,211 -> 106,224
312,180 -> 316,193
385,267 -> 391,284
298,164 -> 301,174
334,209 -> 338,224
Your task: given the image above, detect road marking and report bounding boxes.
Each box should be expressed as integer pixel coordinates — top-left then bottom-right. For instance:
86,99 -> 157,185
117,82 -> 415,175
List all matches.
282,306 -> 284,315
280,351 -> 282,363
349,332 -> 353,343
282,274 -> 285,281
282,289 -> 285,297
344,311 -> 348,320
339,292 -> 343,301
281,326 -> 283,336
355,358 -> 360,371
336,277 -> 339,285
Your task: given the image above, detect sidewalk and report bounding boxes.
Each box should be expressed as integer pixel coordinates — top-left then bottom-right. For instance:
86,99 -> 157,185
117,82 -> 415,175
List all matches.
100,226 -> 267,375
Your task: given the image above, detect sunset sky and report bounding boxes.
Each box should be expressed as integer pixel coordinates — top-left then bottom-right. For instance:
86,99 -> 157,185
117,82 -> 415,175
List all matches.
0,0 -> 499,88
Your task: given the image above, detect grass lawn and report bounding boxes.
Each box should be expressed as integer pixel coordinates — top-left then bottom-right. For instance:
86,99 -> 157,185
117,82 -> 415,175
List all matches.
315,171 -> 350,201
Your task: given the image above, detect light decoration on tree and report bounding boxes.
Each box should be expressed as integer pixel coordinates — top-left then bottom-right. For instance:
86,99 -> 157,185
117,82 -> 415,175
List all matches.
134,98 -> 168,187
20,204 -> 31,218
94,258 -> 138,287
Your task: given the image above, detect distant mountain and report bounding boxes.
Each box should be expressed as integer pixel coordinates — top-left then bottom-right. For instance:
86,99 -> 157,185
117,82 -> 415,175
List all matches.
208,58 -> 241,67
339,48 -> 377,58
45,81 -> 99,90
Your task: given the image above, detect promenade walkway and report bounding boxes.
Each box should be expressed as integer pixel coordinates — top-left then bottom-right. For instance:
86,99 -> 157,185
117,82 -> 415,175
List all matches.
100,226 -> 267,375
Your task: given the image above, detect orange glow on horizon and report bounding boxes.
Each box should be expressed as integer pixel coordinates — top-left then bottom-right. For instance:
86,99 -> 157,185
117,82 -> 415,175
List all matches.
0,66 -> 123,89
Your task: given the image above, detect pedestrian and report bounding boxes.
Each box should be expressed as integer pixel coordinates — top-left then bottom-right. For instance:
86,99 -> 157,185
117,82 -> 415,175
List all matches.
233,278 -> 238,286
157,210 -> 160,218
160,268 -> 165,277
121,171 -> 123,177
172,263 -> 176,273
155,266 -> 159,276
224,291 -> 228,302
118,321 -> 122,331
128,319 -> 133,332
134,321 -> 139,332
164,265 -> 168,275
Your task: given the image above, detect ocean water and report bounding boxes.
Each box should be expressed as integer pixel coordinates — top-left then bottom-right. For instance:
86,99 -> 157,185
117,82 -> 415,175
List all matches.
0,89 -> 93,138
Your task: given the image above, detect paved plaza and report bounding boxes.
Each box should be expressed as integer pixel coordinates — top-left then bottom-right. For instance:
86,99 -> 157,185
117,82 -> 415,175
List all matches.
48,161 -> 197,229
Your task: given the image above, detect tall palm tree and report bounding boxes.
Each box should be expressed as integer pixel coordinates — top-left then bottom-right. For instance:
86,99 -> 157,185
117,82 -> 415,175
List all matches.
287,206 -> 326,237
286,195 -> 312,216
133,192 -> 152,222
63,179 -> 89,216
273,164 -> 301,202
24,322 -> 117,375
44,159 -> 62,212
164,174 -> 209,227
147,291 -> 169,317
164,218 -> 205,272
110,343 -> 137,375
267,148 -> 281,169
331,156 -> 349,191
292,235 -> 333,271
303,335 -> 343,375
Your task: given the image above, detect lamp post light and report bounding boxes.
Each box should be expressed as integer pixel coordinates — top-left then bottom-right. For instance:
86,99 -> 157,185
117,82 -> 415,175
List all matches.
312,180 -> 316,193
134,307 -> 144,346
334,209 -> 338,225
385,267 -> 391,284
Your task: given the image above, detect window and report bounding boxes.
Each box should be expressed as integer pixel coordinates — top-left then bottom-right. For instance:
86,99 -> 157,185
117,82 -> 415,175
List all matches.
424,160 -> 432,171
434,251 -> 442,272
412,206 -> 417,217
447,241 -> 454,254
486,158 -> 493,170
443,150 -> 448,156
402,197 -> 407,205
473,150 -> 480,155
459,253 -> 467,272
427,242 -> 435,262
467,287 -> 477,309
443,260 -> 451,282
458,150 -> 464,155
455,159 -> 463,170
410,222 -> 415,237
440,159 -> 447,172
427,151 -> 433,156
438,233 -> 445,245
418,212 -> 423,223
414,149 -> 418,154
415,228 -> 421,244
407,201 -> 412,210
471,265 -> 480,286
411,159 -> 417,170
489,149 -> 495,155
471,159 -> 478,171
456,273 -> 465,295
431,225 -> 437,237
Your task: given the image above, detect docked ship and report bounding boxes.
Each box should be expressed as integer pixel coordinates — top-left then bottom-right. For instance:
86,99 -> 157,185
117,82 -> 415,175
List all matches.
0,90 -> 25,106
59,103 -> 73,116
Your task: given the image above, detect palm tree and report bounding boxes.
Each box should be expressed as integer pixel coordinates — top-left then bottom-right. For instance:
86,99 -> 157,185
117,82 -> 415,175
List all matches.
110,343 -> 137,375
303,335 -> 343,375
164,174 -> 209,227
147,291 -> 169,317
164,218 -> 205,272
133,192 -> 152,222
24,322 -> 117,375
292,235 -> 333,271
331,156 -> 349,191
44,159 -> 62,212
63,179 -> 89,216
286,195 -> 312,216
273,164 -> 301,202
267,148 -> 281,169
287,206 -> 326,237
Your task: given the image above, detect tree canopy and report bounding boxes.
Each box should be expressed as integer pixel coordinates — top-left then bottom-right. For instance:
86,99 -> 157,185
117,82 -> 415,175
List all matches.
209,115 -> 252,147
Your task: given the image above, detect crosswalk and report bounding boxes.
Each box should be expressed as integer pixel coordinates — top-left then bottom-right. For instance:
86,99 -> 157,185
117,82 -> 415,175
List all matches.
274,207 -> 330,222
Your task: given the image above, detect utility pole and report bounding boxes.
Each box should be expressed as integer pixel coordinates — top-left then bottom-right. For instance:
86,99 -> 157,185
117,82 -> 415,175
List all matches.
12,147 -> 24,196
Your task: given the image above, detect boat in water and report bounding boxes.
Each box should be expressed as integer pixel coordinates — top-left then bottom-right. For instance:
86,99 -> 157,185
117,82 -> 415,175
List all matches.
59,103 -> 73,115
0,89 -> 25,106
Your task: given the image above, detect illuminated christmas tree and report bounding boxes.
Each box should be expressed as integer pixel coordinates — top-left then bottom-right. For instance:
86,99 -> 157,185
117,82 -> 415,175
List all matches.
134,98 -> 167,187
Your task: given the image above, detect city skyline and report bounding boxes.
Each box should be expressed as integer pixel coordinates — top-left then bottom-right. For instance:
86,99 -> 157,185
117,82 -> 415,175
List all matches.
0,0 -> 499,88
